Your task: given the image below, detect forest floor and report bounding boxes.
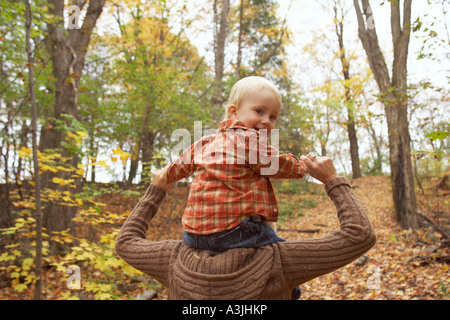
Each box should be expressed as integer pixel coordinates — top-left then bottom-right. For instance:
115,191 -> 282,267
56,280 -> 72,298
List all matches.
0,175 -> 448,300
275,175 -> 449,300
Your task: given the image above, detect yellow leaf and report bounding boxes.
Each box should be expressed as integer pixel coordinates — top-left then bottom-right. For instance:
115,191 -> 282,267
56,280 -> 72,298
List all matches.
0,252 -> 16,262
55,166 -> 74,172
40,164 -> 58,173
120,153 -> 130,161
65,132 -> 78,140
75,167 -> 85,176
112,147 -> 123,155
22,258 -> 34,270
14,283 -> 28,292
59,291 -> 80,300
12,250 -> 21,257
18,147 -> 32,158
96,160 -> 109,168
52,177 -> 75,186
76,131 -> 88,139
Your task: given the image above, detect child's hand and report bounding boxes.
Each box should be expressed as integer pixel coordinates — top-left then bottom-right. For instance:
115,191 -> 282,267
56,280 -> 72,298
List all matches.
300,153 -> 338,184
152,165 -> 173,192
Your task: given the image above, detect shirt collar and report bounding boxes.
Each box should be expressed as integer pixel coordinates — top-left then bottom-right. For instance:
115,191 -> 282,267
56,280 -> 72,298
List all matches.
217,118 -> 256,133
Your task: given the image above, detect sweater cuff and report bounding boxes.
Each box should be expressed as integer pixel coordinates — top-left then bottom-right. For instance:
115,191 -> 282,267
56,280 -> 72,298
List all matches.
324,176 -> 351,195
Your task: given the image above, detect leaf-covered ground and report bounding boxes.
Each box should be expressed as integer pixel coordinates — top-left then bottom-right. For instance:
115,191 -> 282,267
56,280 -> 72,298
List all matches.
275,175 -> 449,300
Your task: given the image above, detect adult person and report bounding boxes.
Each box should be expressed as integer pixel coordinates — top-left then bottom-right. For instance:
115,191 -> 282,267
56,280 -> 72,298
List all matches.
115,154 -> 377,299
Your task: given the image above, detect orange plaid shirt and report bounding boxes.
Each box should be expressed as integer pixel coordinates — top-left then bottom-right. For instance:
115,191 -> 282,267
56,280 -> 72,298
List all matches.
166,119 -> 308,235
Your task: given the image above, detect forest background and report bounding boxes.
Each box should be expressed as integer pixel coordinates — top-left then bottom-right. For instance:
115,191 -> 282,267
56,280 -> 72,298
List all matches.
0,0 -> 448,300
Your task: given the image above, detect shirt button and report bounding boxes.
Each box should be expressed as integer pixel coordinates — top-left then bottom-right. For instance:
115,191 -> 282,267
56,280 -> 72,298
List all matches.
274,208 -> 278,212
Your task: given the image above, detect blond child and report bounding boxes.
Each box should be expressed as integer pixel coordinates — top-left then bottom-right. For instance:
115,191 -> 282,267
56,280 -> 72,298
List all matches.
166,76 -> 308,254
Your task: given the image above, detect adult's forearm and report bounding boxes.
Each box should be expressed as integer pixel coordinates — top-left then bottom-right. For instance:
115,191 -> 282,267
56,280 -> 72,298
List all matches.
114,184 -> 175,285
281,177 -> 377,285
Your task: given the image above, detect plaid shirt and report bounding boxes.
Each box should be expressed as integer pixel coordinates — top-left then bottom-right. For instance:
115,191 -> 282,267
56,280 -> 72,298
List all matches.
166,119 -> 308,235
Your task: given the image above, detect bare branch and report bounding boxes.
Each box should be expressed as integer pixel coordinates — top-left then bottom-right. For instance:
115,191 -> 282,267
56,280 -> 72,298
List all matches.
390,0 -> 401,43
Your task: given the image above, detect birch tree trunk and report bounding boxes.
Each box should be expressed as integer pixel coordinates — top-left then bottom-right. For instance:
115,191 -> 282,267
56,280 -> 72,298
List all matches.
353,0 -> 419,228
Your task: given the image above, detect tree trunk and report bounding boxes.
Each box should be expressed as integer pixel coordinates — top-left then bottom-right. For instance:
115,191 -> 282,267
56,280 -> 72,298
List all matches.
128,144 -> 139,185
25,0 -> 43,299
140,130 -> 156,183
353,0 -> 419,228
235,0 -> 244,78
88,124 -> 96,183
212,0 -> 230,122
39,0 -> 106,254
347,106 -> 361,178
385,94 -> 418,228
334,2 -> 362,178
366,120 -> 383,173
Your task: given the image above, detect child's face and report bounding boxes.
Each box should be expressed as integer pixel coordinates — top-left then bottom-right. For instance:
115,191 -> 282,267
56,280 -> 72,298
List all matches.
228,89 -> 281,132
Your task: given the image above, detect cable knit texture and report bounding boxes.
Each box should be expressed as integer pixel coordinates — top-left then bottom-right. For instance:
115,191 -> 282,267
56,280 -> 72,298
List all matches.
115,177 -> 377,300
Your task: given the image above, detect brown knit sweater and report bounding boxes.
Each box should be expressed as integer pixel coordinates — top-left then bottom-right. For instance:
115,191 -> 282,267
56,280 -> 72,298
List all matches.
115,176 -> 377,300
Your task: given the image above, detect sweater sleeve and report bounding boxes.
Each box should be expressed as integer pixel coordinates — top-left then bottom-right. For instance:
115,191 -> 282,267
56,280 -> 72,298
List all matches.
280,176 -> 377,286
114,184 -> 182,287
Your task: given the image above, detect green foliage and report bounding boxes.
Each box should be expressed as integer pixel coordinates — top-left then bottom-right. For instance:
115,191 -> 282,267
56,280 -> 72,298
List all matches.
273,179 -> 324,196
77,2 -> 214,182
276,196 -> 319,223
277,201 -> 302,221
438,281 -> 449,299
411,0 -> 449,61
360,155 -> 384,176
274,180 -> 322,223
230,0 -> 288,77
425,131 -> 449,142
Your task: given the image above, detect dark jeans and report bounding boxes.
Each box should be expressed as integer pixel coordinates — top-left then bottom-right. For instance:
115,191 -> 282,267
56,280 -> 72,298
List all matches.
182,216 -> 286,253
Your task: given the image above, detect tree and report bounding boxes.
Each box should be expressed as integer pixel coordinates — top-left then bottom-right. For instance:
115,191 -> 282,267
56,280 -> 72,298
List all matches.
353,0 -> 419,228
212,0 -> 231,122
24,0 -> 43,300
39,0 -> 106,253
0,0 -> 28,236
232,0 -> 291,79
331,0 -> 362,178
105,0 -> 212,184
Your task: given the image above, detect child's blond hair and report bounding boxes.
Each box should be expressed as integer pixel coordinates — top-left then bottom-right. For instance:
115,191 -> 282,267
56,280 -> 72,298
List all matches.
225,76 -> 282,119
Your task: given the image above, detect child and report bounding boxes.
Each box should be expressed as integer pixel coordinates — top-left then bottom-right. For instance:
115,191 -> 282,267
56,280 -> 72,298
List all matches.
165,76 -> 309,253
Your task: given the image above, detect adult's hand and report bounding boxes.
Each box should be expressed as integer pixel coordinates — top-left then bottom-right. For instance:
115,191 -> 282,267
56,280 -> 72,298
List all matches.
152,165 -> 173,192
300,153 -> 338,184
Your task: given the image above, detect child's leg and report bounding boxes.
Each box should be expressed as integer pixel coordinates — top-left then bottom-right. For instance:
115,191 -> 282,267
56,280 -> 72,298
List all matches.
210,216 -> 285,251
182,231 -> 216,251
291,286 -> 302,300
182,220 -> 255,252
182,216 -> 284,252
252,218 -> 285,247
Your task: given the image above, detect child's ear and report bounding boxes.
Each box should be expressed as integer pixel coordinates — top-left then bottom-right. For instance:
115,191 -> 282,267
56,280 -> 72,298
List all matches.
228,104 -> 238,118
